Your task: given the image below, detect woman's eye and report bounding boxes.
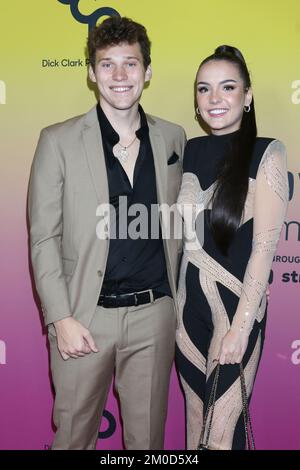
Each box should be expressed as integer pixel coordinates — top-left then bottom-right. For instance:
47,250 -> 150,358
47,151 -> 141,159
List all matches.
224,85 -> 235,91
198,86 -> 208,93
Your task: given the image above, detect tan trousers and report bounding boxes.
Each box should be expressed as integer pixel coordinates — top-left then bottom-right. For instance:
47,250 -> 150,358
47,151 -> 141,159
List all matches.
48,296 -> 176,450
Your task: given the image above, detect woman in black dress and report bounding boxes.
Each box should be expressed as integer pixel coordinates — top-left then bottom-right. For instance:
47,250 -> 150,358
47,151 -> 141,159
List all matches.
176,46 -> 288,450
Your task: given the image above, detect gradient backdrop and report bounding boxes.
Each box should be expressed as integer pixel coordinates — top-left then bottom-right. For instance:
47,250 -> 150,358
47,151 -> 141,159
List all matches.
0,0 -> 299,450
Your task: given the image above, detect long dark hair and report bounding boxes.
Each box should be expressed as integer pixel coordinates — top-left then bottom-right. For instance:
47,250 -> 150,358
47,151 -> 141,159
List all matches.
198,45 -> 257,256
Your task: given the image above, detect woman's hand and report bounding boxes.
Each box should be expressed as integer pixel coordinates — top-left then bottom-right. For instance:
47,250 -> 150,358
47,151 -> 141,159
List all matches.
218,328 -> 249,365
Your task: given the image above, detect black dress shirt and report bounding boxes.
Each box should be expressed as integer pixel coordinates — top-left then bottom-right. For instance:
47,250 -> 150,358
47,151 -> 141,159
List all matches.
96,103 -> 171,296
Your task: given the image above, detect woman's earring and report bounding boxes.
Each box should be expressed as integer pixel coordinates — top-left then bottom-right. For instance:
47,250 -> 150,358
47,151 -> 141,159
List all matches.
244,104 -> 251,113
196,107 -> 201,115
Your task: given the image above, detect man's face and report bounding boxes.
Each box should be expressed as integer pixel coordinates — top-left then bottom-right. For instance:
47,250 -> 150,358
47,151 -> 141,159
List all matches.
89,42 -> 152,113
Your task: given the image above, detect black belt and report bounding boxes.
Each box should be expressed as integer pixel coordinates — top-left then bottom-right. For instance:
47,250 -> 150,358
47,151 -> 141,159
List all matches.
98,290 -> 165,308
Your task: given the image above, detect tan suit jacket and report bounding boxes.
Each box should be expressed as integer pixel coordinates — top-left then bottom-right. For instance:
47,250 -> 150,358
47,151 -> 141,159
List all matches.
28,106 -> 186,333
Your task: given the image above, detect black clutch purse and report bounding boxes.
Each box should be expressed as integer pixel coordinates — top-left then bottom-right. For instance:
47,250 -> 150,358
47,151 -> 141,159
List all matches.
197,362 -> 255,450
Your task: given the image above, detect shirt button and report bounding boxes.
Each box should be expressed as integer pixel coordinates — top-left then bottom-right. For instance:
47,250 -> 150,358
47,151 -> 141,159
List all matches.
97,270 -> 103,277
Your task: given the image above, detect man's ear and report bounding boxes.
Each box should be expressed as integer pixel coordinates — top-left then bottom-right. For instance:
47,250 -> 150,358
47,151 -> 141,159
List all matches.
88,65 -> 96,83
145,65 -> 152,82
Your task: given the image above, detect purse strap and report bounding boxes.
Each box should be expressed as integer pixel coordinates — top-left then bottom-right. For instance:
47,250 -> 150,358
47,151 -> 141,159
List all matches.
199,362 -> 220,449
239,363 -> 256,450
198,362 -> 256,450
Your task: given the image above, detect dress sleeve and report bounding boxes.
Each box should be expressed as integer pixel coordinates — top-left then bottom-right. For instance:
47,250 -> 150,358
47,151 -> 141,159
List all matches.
231,140 -> 289,334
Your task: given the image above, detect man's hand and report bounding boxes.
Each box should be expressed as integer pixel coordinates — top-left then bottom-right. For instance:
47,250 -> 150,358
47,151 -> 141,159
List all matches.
218,328 -> 249,365
54,317 -> 98,360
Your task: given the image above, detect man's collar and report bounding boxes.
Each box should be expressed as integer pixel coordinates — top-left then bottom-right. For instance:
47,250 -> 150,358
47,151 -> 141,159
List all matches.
96,102 -> 149,148
96,103 -> 119,147
136,104 -> 149,140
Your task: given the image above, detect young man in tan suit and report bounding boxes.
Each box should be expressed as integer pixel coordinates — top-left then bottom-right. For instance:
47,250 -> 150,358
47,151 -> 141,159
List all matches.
28,17 -> 186,450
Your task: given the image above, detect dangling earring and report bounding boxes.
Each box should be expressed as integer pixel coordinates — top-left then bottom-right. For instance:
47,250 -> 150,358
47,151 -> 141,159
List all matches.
195,107 -> 201,120
244,104 -> 251,113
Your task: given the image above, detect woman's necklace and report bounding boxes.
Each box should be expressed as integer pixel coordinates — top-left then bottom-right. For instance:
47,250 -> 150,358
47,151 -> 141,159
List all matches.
115,134 -> 137,163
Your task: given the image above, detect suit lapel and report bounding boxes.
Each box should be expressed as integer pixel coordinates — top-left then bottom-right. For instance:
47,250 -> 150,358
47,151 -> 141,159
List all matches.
81,107 -> 109,204
148,116 -> 176,292
148,118 -> 167,207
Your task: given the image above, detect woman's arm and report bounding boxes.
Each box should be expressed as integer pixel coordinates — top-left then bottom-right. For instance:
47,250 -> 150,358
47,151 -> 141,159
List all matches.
219,140 -> 289,364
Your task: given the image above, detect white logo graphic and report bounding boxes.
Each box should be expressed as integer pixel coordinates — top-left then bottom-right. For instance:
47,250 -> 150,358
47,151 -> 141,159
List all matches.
291,339 -> 300,365
291,80 -> 300,104
0,80 -> 6,104
0,340 -> 6,365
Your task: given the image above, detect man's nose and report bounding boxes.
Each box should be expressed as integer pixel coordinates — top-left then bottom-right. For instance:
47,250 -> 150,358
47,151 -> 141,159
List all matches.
112,65 -> 128,81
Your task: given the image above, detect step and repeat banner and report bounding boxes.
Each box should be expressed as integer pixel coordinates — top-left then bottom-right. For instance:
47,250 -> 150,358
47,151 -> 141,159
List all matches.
0,0 -> 299,450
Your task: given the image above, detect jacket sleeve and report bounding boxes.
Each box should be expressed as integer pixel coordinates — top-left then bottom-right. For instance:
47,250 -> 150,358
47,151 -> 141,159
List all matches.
231,140 -> 289,334
28,128 -> 71,326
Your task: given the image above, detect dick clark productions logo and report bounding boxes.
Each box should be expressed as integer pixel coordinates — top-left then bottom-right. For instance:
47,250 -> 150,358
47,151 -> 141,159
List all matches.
57,0 -> 120,31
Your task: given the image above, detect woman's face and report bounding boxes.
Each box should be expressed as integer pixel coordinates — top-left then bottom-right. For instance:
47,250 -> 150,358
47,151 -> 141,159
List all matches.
196,59 -> 252,135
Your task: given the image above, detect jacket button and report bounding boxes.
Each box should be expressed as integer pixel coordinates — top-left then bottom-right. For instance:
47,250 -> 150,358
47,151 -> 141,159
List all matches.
97,270 -> 103,277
